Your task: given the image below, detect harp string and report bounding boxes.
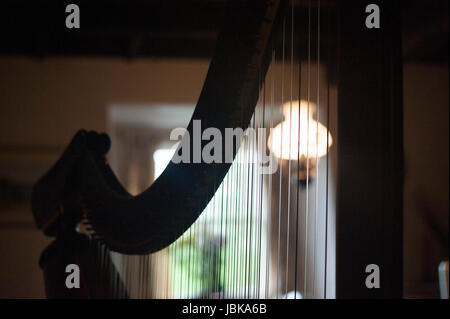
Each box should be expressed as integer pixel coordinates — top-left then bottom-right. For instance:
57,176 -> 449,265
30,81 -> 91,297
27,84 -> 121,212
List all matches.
253,74 -> 260,299
265,47 -> 275,299
96,0 -> 335,300
324,0 -> 330,298
313,0 -> 320,298
294,0 -> 302,299
285,1 -> 294,299
276,15 -> 286,300
304,0 -> 312,298
258,69 -> 266,298
221,169 -> 226,298
244,105 -> 250,298
226,157 -> 232,298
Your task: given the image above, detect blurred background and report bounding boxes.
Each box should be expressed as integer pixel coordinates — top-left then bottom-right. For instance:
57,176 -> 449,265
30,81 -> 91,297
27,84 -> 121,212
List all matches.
0,0 -> 448,298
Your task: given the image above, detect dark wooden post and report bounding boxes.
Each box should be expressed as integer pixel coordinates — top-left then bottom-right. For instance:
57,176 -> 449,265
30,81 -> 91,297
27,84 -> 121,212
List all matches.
336,0 -> 404,298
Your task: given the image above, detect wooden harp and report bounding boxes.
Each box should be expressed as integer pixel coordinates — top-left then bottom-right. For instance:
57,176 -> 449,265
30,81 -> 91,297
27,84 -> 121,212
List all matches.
32,0 -> 403,299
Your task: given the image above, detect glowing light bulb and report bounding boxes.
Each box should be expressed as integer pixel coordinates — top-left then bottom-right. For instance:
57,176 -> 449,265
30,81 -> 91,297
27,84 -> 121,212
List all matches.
268,100 -> 332,160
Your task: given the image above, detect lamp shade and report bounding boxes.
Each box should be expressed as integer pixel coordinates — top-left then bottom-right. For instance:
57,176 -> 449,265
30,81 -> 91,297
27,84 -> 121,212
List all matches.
268,100 -> 332,160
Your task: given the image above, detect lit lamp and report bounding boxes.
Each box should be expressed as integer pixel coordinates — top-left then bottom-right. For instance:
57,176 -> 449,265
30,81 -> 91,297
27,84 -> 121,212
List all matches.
267,100 -> 333,182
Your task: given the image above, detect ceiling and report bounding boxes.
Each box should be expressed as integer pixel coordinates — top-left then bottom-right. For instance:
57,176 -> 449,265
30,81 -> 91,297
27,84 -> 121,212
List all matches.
0,0 -> 448,63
